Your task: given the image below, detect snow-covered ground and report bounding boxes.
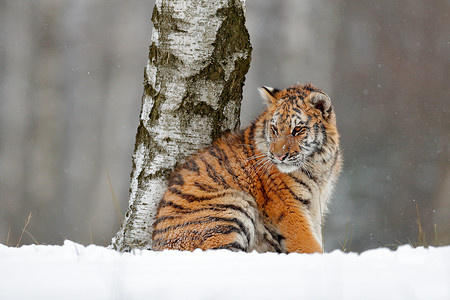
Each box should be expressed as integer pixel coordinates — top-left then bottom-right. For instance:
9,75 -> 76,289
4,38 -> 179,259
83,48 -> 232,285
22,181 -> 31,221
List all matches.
1,241 -> 449,300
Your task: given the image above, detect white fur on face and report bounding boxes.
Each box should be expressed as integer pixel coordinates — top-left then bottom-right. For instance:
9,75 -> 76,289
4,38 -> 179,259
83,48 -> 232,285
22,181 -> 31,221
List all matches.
274,163 -> 299,173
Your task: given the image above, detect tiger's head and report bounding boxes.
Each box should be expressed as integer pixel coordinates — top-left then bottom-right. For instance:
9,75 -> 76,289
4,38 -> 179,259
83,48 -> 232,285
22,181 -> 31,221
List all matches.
256,84 -> 339,174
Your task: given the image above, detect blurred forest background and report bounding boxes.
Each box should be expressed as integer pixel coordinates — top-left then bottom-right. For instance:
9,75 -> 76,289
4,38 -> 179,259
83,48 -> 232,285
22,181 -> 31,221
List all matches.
1,0 -> 449,252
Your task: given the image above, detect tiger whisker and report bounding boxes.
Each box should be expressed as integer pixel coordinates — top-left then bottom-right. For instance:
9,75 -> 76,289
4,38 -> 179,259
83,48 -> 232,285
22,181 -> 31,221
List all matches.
253,156 -> 269,167
238,143 -> 257,148
262,160 -> 273,174
251,158 -> 272,180
248,157 -> 266,177
261,160 -> 274,174
250,157 -> 268,173
267,163 -> 275,175
244,154 -> 267,162
253,161 -> 267,173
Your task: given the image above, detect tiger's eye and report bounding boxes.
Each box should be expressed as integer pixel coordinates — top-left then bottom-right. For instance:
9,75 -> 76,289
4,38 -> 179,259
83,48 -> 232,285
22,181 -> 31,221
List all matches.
292,126 -> 305,136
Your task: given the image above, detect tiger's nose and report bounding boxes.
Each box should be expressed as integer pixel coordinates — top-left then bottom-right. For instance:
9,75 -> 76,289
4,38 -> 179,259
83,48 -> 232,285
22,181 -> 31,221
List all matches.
274,153 -> 288,161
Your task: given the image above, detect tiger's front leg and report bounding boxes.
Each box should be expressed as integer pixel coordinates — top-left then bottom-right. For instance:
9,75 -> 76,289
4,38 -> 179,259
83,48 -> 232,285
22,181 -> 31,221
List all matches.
265,201 -> 322,254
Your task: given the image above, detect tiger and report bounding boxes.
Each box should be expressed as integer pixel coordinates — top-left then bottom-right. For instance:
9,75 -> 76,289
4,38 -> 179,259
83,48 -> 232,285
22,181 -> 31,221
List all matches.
152,83 -> 342,253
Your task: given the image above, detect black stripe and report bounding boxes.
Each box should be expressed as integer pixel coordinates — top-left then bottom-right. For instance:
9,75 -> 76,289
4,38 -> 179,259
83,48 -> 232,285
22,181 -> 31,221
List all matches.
304,85 -> 318,92
168,187 -> 230,202
300,166 -> 318,183
266,227 -> 285,251
198,225 -> 243,246
326,105 -> 333,115
226,138 -> 254,190
194,181 -> 219,192
279,109 -> 289,123
292,106 -> 302,115
303,129 -> 310,144
207,216 -> 251,245
321,124 -> 327,146
246,120 -> 272,209
262,119 -> 268,144
316,147 -> 325,154
313,123 -> 320,142
158,199 -> 187,211
153,204 -> 255,234
157,204 -> 255,227
209,203 -> 254,222
152,216 -> 235,236
292,193 -> 310,206
183,160 -> 200,174
248,121 -> 256,143
168,173 -> 184,187
213,242 -> 246,251
153,215 -> 181,226
154,224 -> 243,249
283,182 -> 311,206
241,137 -> 253,162
305,115 -> 312,126
249,145 -> 271,209
299,91 -> 307,99
265,173 -> 287,204
288,174 -> 313,194
216,146 -> 245,191
208,144 -> 222,160
200,157 -> 231,189
266,172 -> 310,206
263,232 -> 283,253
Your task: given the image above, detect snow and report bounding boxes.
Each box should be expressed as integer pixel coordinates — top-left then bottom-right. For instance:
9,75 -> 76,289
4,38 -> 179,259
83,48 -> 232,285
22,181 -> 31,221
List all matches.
1,241 -> 449,299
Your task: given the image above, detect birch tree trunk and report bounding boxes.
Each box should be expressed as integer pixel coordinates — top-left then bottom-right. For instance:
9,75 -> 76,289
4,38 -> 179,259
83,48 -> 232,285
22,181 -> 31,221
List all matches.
111,0 -> 252,251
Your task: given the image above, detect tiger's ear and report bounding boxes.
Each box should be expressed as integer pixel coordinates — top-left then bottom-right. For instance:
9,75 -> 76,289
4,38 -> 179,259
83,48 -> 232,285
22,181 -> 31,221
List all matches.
308,91 -> 334,120
258,86 -> 280,106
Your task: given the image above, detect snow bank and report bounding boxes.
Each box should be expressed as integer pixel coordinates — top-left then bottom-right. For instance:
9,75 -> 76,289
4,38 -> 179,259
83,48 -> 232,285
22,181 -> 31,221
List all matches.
1,241 -> 449,299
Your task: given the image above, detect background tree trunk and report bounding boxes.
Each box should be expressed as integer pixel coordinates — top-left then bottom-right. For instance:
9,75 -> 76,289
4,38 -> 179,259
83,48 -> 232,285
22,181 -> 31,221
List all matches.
111,0 -> 252,251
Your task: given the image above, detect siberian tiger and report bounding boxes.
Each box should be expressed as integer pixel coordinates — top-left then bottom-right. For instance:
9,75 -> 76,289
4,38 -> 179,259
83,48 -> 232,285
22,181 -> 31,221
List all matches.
152,83 -> 341,253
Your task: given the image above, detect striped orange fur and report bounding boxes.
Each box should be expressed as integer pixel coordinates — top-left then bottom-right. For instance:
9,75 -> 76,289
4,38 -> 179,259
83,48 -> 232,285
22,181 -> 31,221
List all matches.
152,83 -> 342,253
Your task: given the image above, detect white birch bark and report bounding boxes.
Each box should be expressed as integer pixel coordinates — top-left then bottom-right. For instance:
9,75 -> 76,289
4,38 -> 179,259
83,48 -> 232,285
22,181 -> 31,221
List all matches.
111,0 -> 251,251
